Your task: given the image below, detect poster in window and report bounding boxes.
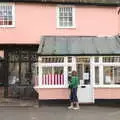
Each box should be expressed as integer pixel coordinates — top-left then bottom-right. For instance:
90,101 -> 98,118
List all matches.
105,76 -> 111,83
83,73 -> 89,80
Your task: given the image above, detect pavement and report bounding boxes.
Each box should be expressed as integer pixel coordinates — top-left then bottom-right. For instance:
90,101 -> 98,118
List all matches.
0,98 -> 38,107
0,105 -> 120,120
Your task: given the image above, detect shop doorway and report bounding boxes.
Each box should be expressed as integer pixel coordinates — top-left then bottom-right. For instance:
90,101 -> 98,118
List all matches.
76,57 -> 94,103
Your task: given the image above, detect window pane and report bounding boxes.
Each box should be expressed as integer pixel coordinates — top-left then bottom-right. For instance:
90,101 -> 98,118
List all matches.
77,64 -> 83,80
59,22 -> 63,26
69,17 -> 72,22
95,66 -> 99,85
113,67 -> 120,84
103,66 -> 113,84
84,64 -> 90,85
94,57 -> 99,62
42,67 -> 64,85
69,21 -> 72,26
60,13 -> 63,17
68,57 -> 72,63
103,57 -> 120,63
42,67 -> 52,75
42,57 -> 64,63
59,17 -> 63,22
64,21 -> 67,26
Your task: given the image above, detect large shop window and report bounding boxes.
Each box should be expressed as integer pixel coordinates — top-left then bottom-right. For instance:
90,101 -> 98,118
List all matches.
0,3 -> 15,27
104,66 -> 120,85
94,56 -> 120,87
39,56 -> 66,88
42,67 -> 64,86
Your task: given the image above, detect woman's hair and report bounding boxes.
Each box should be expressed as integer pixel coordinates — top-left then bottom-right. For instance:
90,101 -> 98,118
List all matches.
72,71 -> 77,76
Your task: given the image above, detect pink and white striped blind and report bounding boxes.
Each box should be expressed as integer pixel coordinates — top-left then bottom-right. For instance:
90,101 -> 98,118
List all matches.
42,74 -> 64,85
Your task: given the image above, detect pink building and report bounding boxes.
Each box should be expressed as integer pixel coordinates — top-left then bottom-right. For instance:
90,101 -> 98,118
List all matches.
0,0 -> 120,104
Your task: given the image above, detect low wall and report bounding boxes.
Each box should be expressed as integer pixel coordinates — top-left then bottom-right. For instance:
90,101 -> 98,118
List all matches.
94,88 -> 120,99
34,87 -> 120,100
35,88 -> 70,100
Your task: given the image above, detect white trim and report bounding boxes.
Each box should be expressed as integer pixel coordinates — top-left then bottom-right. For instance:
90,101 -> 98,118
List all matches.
72,56 -> 76,70
56,5 -> 76,29
90,57 -> 95,103
0,3 -> 15,28
94,85 -> 120,88
64,57 -> 68,87
38,56 -> 68,88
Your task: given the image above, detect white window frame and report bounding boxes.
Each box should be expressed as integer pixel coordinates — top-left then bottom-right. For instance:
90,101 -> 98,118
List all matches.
37,56 -> 77,88
56,5 -> 76,29
38,57 -> 68,88
0,3 -> 15,28
93,56 -> 120,88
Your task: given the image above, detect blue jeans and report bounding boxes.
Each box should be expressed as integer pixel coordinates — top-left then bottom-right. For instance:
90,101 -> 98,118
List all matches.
70,88 -> 78,102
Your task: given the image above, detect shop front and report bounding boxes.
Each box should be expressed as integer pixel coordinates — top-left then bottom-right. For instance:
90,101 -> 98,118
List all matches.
36,56 -> 94,103
35,36 -> 120,103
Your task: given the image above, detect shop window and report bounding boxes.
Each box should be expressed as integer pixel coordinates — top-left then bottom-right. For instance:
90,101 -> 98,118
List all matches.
42,67 -> 64,86
103,66 -> 120,85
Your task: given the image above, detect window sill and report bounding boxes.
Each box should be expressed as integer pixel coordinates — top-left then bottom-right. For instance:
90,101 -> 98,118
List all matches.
56,26 -> 76,29
0,25 -> 15,28
94,85 -> 120,88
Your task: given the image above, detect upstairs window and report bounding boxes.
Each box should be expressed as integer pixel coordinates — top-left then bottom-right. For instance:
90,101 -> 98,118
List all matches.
57,6 -> 75,28
0,3 -> 15,27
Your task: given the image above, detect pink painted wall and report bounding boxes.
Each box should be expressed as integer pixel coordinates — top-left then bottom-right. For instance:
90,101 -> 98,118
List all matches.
95,88 -> 120,99
35,88 -> 120,100
35,88 -> 70,99
0,3 -> 119,44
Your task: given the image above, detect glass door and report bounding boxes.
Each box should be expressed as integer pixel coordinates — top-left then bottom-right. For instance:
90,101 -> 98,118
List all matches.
76,57 -> 93,103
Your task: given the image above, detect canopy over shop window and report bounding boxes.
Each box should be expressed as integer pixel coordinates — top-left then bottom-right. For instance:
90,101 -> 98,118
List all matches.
38,36 -> 120,55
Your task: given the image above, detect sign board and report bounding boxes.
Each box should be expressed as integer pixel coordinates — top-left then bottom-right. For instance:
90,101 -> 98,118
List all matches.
83,73 -> 89,80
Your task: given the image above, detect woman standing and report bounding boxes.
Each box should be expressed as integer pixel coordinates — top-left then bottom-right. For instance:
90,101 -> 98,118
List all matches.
68,71 -> 80,110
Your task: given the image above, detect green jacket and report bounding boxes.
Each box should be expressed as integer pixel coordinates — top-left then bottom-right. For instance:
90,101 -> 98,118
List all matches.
69,76 -> 79,88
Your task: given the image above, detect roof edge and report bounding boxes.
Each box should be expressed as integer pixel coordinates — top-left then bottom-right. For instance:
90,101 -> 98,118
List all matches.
0,0 -> 120,6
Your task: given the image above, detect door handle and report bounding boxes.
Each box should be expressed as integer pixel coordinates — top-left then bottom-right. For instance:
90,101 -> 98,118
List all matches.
81,86 -> 86,88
